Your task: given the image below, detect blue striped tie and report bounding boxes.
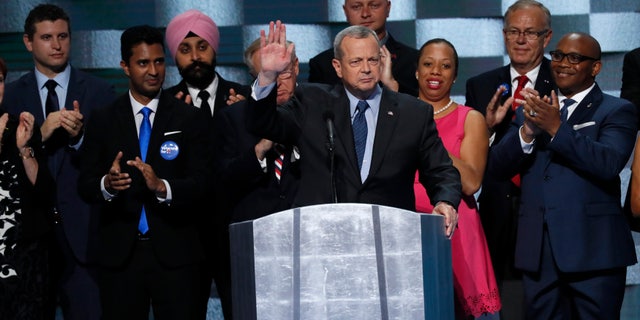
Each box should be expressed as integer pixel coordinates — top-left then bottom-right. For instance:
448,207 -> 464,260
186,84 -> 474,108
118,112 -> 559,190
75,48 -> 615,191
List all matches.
561,98 -> 575,122
353,100 -> 369,170
138,107 -> 151,234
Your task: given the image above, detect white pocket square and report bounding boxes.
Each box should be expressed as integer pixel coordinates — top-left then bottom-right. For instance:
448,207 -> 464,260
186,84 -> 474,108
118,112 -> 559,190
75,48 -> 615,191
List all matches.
164,131 -> 182,136
573,121 -> 595,130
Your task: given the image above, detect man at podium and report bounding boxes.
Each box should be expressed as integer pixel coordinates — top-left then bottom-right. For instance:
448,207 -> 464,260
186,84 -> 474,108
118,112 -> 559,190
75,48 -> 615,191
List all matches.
247,21 -> 461,238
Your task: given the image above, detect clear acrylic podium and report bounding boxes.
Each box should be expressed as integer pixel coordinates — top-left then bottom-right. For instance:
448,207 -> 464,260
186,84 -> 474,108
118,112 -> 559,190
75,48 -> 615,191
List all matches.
229,203 -> 453,319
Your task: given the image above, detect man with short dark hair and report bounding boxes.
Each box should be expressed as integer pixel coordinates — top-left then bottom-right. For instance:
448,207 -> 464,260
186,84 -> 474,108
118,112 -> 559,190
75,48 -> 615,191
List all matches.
4,3 -> 115,319
78,24 -> 211,319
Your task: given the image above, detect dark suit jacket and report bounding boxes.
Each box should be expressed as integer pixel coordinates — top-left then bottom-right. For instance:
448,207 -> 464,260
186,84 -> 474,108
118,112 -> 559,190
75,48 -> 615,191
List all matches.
213,100 -> 300,223
487,84 -> 638,273
308,34 -> 419,96
464,60 -> 557,246
248,83 -> 461,212
77,91 -> 211,268
621,47 -> 640,125
165,73 -> 249,121
465,58 -> 557,145
3,67 -> 116,263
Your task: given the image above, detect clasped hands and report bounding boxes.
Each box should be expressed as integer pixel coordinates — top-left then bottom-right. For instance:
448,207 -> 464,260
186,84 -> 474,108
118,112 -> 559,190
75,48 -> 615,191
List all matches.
0,111 -> 35,154
41,100 -> 84,142
104,151 -> 166,197
485,86 -> 562,140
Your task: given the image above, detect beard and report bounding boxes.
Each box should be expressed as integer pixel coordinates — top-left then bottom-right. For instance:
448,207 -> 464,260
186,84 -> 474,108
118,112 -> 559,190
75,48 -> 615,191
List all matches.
178,57 -> 217,90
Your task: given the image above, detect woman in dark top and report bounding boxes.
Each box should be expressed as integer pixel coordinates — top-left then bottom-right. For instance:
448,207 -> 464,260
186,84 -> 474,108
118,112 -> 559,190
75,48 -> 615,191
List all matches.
0,57 -> 56,319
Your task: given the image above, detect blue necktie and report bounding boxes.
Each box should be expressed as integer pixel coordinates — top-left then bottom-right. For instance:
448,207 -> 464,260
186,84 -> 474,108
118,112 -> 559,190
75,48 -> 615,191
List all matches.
561,98 -> 575,122
138,107 -> 152,234
353,100 -> 369,170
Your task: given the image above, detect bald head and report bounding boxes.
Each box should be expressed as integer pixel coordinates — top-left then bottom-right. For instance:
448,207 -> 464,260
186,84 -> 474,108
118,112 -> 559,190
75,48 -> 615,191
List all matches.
558,32 -> 601,59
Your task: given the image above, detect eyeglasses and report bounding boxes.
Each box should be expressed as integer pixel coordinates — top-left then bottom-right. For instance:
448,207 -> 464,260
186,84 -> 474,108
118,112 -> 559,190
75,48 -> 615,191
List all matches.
549,50 -> 599,64
504,29 -> 548,40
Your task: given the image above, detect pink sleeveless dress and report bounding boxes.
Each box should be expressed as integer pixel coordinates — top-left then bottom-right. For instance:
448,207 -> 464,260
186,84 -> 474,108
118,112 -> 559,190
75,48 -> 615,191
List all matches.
414,106 -> 501,318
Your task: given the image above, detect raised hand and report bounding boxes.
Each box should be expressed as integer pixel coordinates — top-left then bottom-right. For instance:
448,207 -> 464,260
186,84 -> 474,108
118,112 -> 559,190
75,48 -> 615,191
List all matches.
380,45 -> 398,92
258,20 -> 295,86
522,88 -> 560,137
60,100 -> 84,138
16,111 -> 35,149
485,85 -> 512,131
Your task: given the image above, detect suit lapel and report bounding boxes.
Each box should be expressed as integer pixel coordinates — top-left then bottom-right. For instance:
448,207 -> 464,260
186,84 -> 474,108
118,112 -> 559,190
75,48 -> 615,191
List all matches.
534,59 -> 556,98
330,85 -> 361,175
566,85 -> 601,126
147,93 -> 173,162
368,88 -> 398,180
65,68 -> 85,110
113,95 -> 142,159
21,72 -> 46,125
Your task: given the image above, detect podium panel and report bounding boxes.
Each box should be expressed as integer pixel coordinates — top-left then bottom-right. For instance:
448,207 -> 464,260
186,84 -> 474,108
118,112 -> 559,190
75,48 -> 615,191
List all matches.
229,203 -> 453,319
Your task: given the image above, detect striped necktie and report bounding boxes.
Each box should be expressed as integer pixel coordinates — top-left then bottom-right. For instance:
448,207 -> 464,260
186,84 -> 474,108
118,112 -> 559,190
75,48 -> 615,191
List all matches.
274,145 -> 285,183
353,100 -> 369,170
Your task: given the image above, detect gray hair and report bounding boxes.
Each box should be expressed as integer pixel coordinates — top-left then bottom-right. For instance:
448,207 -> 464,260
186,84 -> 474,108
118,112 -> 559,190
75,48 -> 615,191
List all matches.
333,25 -> 379,60
504,0 -> 551,30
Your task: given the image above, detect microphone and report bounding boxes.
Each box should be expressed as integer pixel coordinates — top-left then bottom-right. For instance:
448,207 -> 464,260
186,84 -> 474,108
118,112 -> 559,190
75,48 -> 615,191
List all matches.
323,110 -> 338,203
323,111 -> 336,151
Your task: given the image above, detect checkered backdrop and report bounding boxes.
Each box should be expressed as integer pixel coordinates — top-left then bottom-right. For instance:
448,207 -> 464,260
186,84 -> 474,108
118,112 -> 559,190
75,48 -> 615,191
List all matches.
1,0 -> 639,102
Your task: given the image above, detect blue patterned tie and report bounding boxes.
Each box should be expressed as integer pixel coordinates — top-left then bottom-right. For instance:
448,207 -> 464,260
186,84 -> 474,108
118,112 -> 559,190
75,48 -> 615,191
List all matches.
353,100 -> 369,170
561,98 -> 575,122
138,107 -> 152,234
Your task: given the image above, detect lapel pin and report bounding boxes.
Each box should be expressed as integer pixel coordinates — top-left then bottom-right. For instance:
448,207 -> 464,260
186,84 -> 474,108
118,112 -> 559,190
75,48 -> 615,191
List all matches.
387,111 -> 394,116
586,103 -> 592,108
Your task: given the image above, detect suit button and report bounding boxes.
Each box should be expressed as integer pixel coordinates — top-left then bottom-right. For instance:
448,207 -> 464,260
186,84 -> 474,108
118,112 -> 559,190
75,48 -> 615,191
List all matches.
279,195 -> 286,199
544,175 -> 550,181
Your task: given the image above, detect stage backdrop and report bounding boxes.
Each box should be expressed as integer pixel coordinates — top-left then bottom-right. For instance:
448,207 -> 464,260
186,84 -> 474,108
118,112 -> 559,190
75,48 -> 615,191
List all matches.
1,0 -> 639,103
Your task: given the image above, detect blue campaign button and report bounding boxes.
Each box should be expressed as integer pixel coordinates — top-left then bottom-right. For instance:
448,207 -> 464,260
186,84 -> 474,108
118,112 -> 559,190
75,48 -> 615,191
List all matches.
499,83 -> 510,96
160,140 -> 179,160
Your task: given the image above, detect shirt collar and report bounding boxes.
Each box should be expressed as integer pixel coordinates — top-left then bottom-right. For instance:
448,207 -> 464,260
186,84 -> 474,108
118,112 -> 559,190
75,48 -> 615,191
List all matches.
186,73 -> 219,106
557,83 -> 595,108
509,63 -> 541,88
345,85 -> 383,118
35,63 -> 71,90
129,90 -> 161,115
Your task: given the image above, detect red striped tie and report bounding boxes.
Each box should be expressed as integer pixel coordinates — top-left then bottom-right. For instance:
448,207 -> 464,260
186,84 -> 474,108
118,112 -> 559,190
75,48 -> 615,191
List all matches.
274,149 -> 284,182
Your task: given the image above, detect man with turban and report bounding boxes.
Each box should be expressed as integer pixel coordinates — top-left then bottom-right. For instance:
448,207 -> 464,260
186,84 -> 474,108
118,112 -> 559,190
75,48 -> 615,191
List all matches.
164,9 -> 248,320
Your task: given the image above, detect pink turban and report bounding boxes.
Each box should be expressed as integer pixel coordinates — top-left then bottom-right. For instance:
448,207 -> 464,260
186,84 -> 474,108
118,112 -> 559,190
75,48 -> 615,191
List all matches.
165,9 -> 220,58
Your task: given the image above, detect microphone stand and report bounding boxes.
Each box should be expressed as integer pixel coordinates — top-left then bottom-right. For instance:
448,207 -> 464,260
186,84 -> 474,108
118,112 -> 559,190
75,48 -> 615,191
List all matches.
324,111 -> 338,203
327,139 -> 337,203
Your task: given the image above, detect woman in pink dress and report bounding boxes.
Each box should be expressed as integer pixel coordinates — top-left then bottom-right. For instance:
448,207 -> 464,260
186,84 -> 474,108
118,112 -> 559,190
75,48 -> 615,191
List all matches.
413,39 -> 501,319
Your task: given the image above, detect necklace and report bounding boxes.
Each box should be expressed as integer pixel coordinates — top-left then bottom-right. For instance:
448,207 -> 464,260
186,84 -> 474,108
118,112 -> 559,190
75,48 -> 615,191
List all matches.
433,99 -> 454,115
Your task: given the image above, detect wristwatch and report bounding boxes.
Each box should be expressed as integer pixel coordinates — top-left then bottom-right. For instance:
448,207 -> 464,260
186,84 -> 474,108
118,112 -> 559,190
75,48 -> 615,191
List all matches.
19,146 -> 35,160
